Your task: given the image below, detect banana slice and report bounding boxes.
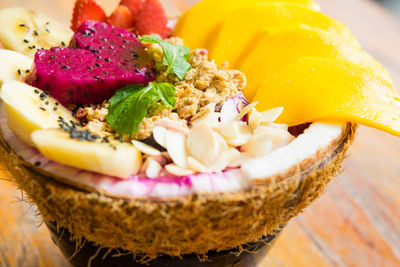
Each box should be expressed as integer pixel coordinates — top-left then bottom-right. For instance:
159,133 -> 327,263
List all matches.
1,81 -> 77,146
31,129 -> 142,178
0,49 -> 32,86
0,7 -> 73,58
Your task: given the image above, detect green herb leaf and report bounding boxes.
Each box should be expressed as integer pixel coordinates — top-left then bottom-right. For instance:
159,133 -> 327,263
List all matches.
139,34 -> 190,80
106,82 -> 176,135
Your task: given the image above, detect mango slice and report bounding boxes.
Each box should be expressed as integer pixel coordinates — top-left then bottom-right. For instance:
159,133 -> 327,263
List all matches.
238,24 -> 391,100
208,3 -> 359,67
253,57 -> 400,137
173,0 -> 318,50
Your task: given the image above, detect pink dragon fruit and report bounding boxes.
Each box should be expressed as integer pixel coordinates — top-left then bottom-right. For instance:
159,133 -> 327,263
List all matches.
26,21 -> 155,105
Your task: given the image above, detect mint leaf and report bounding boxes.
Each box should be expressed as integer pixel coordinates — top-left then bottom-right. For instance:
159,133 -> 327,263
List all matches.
139,34 -> 190,80
106,82 -> 176,135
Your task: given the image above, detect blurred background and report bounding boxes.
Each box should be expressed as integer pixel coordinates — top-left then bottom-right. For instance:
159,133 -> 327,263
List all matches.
375,0 -> 400,15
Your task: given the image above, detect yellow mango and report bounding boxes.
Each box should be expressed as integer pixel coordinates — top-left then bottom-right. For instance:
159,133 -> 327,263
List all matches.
173,0 -> 318,50
238,24 -> 391,100
209,3 -> 359,67
253,57 -> 400,137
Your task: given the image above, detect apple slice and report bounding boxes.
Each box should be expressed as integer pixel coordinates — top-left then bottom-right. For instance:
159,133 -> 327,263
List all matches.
0,81 -> 77,146
253,57 -> 400,137
237,24 -> 391,100
173,0 -> 318,50
31,129 -> 142,178
208,3 -> 358,67
0,49 -> 32,85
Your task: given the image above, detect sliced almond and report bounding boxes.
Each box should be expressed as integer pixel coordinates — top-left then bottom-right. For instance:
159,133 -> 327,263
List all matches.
220,98 -> 239,123
242,134 -> 273,157
255,126 -> 294,149
156,118 -> 189,135
228,152 -> 253,168
214,121 -> 252,147
191,103 -> 220,127
187,124 -> 222,167
209,148 -> 241,172
265,123 -> 289,131
248,108 -> 263,130
187,156 -> 209,173
153,126 -> 167,148
165,130 -> 188,168
145,158 -> 162,178
165,164 -> 194,176
260,107 -> 284,123
132,140 -> 161,156
234,102 -> 258,121
243,127 -> 294,157
214,131 -> 229,154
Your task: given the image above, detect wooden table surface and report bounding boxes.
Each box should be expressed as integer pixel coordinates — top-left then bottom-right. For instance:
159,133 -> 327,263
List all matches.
0,0 -> 399,266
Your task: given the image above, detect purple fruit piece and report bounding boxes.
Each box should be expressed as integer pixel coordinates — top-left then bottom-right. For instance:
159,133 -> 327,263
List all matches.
26,21 -> 155,105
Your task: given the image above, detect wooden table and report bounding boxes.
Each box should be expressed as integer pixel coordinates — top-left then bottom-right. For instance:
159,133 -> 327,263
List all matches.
0,0 -> 399,266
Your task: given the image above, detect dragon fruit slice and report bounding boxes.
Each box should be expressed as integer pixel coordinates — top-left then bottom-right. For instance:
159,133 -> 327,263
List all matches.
26,21 -> 155,105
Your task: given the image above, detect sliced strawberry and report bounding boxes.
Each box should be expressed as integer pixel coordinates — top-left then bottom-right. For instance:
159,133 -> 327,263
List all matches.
71,0 -> 107,31
119,0 -> 144,17
133,0 -> 172,39
107,5 -> 135,29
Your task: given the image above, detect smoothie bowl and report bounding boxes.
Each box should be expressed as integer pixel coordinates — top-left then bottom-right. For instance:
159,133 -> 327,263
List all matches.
0,0 -> 398,266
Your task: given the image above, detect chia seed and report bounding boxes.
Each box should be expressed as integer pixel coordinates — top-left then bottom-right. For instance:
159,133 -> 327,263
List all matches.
58,119 -> 101,143
39,93 -> 47,100
114,136 -> 123,143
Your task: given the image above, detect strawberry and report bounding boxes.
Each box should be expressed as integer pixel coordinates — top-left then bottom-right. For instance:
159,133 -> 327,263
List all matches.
107,5 -> 135,29
133,0 -> 172,39
119,0 -> 144,17
71,0 -> 107,31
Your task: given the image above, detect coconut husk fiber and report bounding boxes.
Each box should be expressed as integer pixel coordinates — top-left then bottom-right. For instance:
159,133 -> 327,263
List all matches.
0,123 -> 356,259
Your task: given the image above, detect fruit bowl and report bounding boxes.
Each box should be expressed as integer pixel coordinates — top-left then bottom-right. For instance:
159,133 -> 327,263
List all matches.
0,0 -> 398,265
0,117 -> 356,261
